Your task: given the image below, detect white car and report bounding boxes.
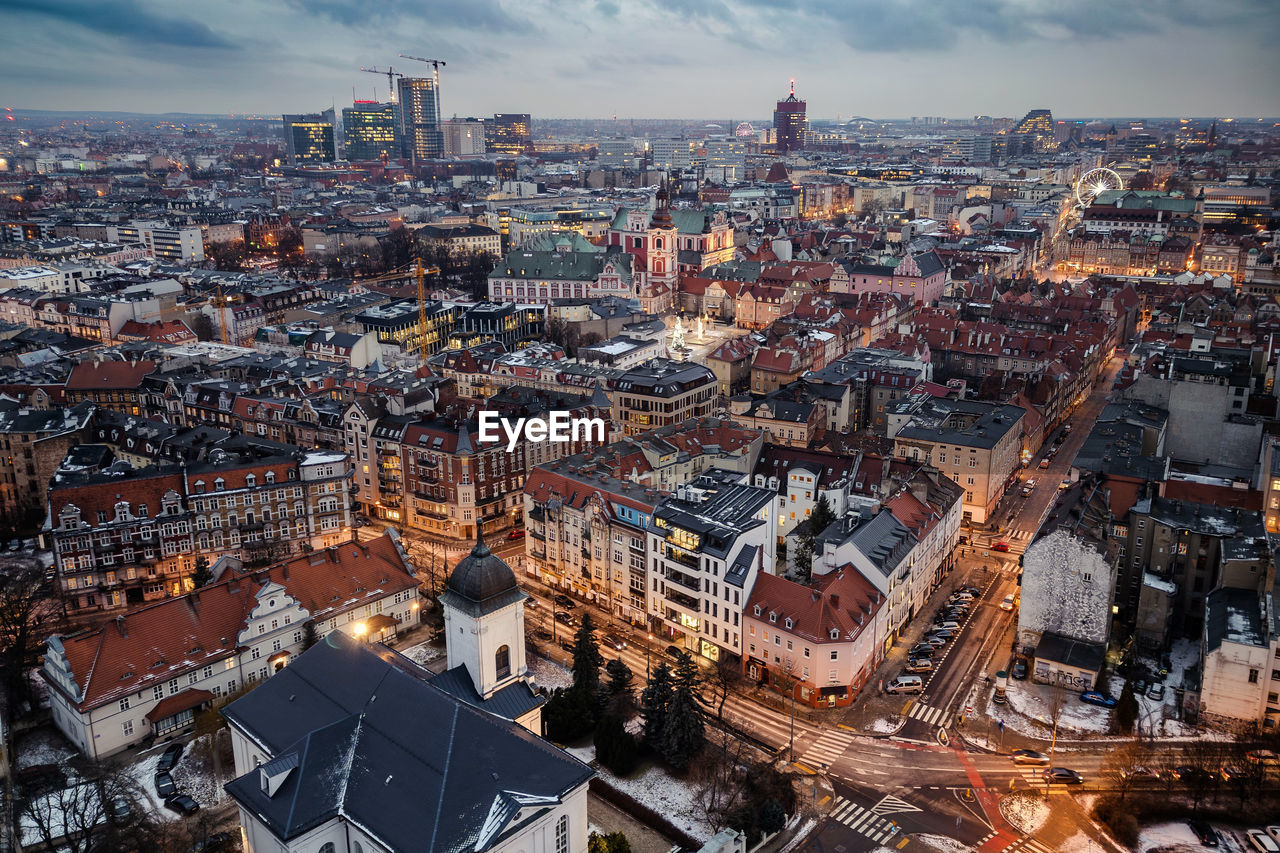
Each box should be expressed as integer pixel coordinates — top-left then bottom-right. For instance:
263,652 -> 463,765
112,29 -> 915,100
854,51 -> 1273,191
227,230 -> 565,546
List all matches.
1247,829 -> 1280,852
1000,594 -> 1016,611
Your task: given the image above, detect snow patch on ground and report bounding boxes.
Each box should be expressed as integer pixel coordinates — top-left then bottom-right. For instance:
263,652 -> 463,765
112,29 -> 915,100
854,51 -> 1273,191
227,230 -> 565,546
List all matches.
125,746 -> 174,823
171,734 -> 222,807
998,678 -> 1112,735
1137,821 -> 1204,852
777,818 -> 817,853
529,654 -> 573,691
867,716 -> 903,734
998,792 -> 1050,834
15,728 -> 75,769
570,742 -> 714,843
1059,832 -> 1106,853
399,639 -> 445,667
913,834 -> 976,852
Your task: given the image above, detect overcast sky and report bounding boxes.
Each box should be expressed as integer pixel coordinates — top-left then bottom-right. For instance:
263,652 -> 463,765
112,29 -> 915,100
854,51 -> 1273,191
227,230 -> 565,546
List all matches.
5,0 -> 1279,120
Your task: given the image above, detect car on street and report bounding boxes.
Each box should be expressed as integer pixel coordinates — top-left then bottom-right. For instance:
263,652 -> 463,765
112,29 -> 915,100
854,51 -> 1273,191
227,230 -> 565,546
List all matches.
1000,594 -> 1016,611
164,794 -> 200,816
1010,749 -> 1051,766
909,644 -> 935,658
1172,766 -> 1217,785
1147,683 -> 1166,701
156,742 -> 184,773
507,529 -> 525,540
1080,691 -> 1117,708
935,620 -> 961,631
1038,459 -> 1051,469
1042,767 -> 1084,785
108,794 -> 132,822
905,658 -> 933,673
1247,749 -> 1280,766
665,644 -> 685,660
1246,829 -> 1280,852
1011,658 -> 1028,680
154,772 -> 177,799
1058,479 -> 1072,491
601,632 -> 627,651
1020,480 -> 1036,496
885,675 -> 923,694
960,585 -> 980,595
1220,765 -> 1247,783
553,611 -> 576,626
553,594 -> 576,609
992,541 -> 1010,552
524,597 -> 538,609
921,635 -> 948,647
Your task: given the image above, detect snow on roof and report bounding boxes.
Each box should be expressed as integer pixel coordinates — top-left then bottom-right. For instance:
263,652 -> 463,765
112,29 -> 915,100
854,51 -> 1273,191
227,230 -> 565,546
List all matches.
1142,572 -> 1176,595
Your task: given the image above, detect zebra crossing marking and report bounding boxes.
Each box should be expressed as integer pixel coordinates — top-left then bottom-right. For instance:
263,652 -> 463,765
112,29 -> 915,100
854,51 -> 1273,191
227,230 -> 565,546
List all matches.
907,701 -> 946,726
800,728 -> 854,767
869,794 -> 921,816
829,797 -> 901,844
1005,837 -> 1054,853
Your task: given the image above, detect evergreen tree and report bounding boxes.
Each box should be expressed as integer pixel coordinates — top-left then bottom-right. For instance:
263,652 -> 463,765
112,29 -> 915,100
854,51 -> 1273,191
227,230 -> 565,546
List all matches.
588,832 -> 632,853
593,713 -> 639,775
1116,680 -> 1139,734
604,658 -> 635,716
758,799 -> 786,835
571,613 -> 604,695
640,663 -> 674,750
300,620 -> 318,651
810,494 -> 836,534
544,686 -> 596,742
190,556 -> 213,589
661,651 -> 705,770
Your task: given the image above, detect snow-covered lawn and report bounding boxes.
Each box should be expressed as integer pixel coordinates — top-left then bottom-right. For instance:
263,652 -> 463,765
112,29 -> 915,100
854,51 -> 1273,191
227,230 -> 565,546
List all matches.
15,728 -> 76,769
866,716 -> 903,734
124,745 -> 175,822
913,834 -> 976,852
528,654 -> 573,691
399,639 -> 445,668
1136,821 -> 1207,852
171,734 -> 224,807
568,742 -> 715,843
998,792 -> 1050,834
989,677 -> 1111,738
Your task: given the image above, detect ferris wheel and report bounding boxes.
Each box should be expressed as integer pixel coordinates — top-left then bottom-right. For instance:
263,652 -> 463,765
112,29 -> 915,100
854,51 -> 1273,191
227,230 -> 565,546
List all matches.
1074,167 -> 1124,208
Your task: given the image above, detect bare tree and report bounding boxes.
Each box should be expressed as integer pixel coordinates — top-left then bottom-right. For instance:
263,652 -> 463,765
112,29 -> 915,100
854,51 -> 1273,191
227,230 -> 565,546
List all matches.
695,729 -> 751,832
19,760 -> 142,853
1100,739 -> 1151,802
1043,682 -> 1067,796
708,654 -> 744,723
0,557 -> 63,710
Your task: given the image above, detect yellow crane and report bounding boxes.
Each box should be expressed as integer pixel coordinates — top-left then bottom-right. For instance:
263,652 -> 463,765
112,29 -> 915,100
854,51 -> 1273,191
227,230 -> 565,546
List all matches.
414,260 -> 442,360
211,282 -> 231,344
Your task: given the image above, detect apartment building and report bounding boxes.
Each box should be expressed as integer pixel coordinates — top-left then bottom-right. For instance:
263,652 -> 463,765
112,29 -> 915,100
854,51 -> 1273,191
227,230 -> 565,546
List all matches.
0,401 -> 94,528
41,533 -> 418,759
648,469 -> 777,661
613,359 -> 717,436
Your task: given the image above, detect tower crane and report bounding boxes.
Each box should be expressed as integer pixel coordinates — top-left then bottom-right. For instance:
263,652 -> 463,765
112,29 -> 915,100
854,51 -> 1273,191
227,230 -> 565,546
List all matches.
359,66 -> 404,103
414,259 -> 442,361
398,54 -> 446,89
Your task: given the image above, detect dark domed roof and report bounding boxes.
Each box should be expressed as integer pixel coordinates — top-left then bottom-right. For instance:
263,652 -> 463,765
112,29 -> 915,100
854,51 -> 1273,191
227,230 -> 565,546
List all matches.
446,538 -> 518,603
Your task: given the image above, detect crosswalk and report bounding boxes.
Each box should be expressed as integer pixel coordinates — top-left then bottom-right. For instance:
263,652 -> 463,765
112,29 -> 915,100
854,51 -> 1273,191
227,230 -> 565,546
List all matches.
906,700 -> 947,726
1005,529 -> 1033,542
828,796 -> 902,845
1003,836 -> 1055,853
799,728 -> 855,768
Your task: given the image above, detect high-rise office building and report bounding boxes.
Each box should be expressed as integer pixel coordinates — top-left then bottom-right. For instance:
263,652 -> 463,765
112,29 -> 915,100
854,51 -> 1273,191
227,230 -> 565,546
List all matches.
282,111 -> 337,165
486,113 -> 531,155
397,77 -> 443,161
342,101 -> 399,162
443,118 -> 486,156
773,80 -> 806,153
1008,108 -> 1055,157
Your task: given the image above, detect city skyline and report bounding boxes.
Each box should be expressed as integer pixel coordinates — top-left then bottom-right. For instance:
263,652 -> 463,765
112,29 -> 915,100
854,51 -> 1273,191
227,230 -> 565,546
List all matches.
5,0 -> 1278,120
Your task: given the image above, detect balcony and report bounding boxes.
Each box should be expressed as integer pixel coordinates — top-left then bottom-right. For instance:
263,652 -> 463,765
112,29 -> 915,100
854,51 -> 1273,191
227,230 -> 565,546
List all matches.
663,546 -> 699,570
665,569 -> 700,593
666,588 -> 701,612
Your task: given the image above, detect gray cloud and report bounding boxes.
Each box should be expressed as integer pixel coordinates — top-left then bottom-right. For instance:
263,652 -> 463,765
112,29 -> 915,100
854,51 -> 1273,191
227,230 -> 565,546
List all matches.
2,0 -> 241,49
286,0 -> 530,33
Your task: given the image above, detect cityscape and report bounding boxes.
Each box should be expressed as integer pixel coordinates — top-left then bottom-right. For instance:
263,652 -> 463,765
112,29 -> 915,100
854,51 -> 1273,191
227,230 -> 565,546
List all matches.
1,3 -> 1279,853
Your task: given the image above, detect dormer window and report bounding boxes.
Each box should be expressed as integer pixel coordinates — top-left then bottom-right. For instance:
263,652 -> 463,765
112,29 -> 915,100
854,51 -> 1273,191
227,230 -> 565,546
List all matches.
245,474 -> 256,488
214,478 -> 225,491
830,629 -> 840,640
753,605 -> 761,617
769,612 -> 777,624
784,618 -> 794,630
287,470 -> 296,481
193,480 -> 205,494
265,471 -> 275,484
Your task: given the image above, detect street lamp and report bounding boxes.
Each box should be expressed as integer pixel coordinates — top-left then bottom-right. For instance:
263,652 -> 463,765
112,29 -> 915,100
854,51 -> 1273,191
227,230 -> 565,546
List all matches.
646,633 -> 653,679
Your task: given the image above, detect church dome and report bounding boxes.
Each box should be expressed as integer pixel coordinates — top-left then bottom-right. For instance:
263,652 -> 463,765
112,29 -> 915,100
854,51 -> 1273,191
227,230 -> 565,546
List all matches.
446,539 -> 518,603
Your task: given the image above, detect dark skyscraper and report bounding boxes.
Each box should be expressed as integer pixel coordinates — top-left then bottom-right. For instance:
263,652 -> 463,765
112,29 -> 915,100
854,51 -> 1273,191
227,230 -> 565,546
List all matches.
282,111 -> 336,165
1008,108 -> 1054,157
773,79 -> 806,153
397,76 -> 442,162
342,101 -> 398,162
485,113 -> 531,155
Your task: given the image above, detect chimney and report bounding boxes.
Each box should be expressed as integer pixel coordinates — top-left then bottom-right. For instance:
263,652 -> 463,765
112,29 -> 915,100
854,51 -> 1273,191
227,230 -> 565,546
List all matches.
115,615 -> 128,638
829,593 -> 840,609
327,545 -> 339,562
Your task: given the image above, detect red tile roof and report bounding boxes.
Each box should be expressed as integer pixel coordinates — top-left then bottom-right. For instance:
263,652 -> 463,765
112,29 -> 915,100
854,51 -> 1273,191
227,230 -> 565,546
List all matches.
65,360 -> 157,391
47,533 -> 416,712
746,569 -> 882,645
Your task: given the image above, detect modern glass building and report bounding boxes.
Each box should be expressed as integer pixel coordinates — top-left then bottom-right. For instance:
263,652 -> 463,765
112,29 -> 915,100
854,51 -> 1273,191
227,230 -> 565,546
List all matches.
397,77 -> 443,161
485,113 -> 531,155
282,112 -> 336,165
342,101 -> 398,162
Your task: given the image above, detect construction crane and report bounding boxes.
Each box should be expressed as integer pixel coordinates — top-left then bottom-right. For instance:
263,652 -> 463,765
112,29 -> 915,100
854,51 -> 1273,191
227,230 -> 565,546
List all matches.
359,66 -> 404,103
398,54 -> 446,87
211,282 -> 231,345
414,259 -> 442,360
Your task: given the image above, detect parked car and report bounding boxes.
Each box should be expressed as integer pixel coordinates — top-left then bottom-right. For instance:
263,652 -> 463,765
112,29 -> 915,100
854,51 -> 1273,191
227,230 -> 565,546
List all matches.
107,794 -> 132,822
1247,749 -> 1280,766
154,772 -> 177,799
921,635 -> 948,647
1147,683 -> 1166,701
1010,749 -> 1050,766
506,529 -> 525,540
1220,765 -> 1247,783
164,794 -> 200,816
156,742 -> 184,773
1042,767 -> 1084,785
928,629 -> 955,642
1080,691 -> 1117,708
1246,829 -> 1280,853
601,633 -> 627,651
1267,827 -> 1280,843
886,675 -> 923,695
523,597 -> 538,609
553,594 -> 576,609
1172,766 -> 1217,785
1134,678 -> 1147,695
937,619 -> 961,629
960,585 -> 980,596
950,592 -> 975,603
190,831 -> 236,853
1038,459 -> 1050,469
1011,658 -> 1028,680
909,644 -> 935,659
992,541 -> 1010,552
1000,594 -> 1016,611
905,658 -> 933,673
665,644 -> 685,660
